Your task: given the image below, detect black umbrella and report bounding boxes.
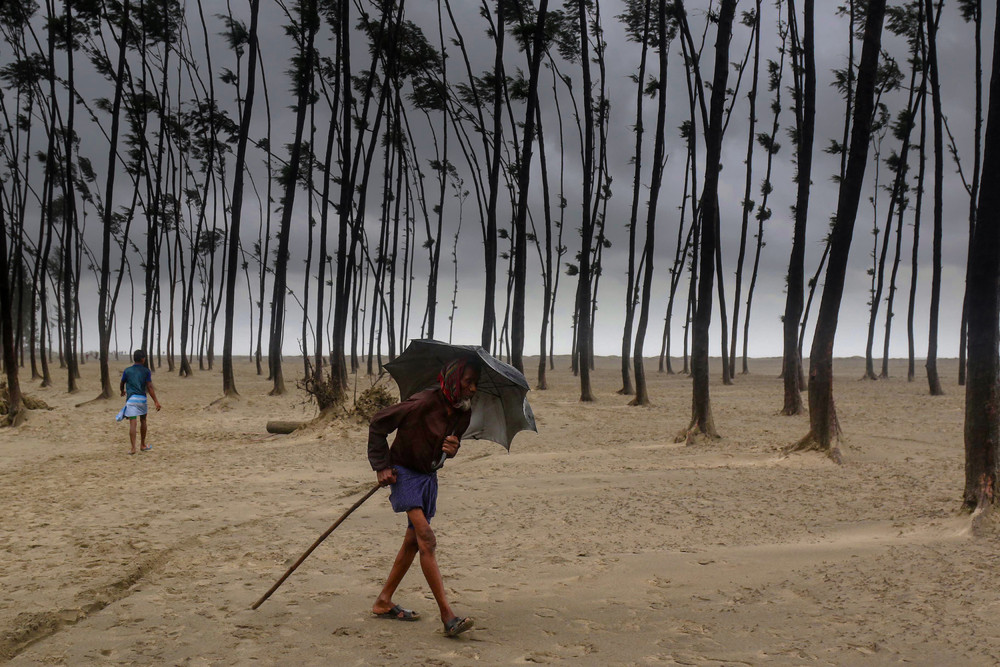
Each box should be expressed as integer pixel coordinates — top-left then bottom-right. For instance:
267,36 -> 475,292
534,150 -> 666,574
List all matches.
383,339 -> 537,451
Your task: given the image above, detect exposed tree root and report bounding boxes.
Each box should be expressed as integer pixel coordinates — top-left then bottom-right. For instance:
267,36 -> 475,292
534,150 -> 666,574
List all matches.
968,477 -> 999,537
75,391 -> 114,407
675,424 -> 720,446
207,395 -> 240,409
0,388 -> 51,411
970,502 -> 999,537
784,431 -> 843,464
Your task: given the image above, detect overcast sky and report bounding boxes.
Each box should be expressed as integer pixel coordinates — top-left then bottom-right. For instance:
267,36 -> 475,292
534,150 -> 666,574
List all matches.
7,0 -> 996,362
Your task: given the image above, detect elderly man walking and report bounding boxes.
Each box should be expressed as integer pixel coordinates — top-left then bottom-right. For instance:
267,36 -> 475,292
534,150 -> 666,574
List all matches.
367,357 -> 479,637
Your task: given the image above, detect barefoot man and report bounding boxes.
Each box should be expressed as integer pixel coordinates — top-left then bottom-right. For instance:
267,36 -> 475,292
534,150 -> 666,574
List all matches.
117,349 -> 162,454
367,357 -> 479,637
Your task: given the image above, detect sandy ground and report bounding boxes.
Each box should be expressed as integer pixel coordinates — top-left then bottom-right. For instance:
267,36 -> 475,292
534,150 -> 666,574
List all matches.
2,353 -> 998,666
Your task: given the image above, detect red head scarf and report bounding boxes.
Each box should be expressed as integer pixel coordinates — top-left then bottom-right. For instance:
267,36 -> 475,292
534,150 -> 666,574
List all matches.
438,358 -> 469,404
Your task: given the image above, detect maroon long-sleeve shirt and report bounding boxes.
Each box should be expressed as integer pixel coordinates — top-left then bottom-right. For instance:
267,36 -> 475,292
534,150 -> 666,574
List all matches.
367,388 -> 472,475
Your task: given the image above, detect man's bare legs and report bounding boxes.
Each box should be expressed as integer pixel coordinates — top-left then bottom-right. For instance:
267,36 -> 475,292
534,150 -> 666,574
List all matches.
372,527 -> 419,617
128,418 -> 138,454
128,415 -> 151,453
407,509 -> 457,624
139,415 -> 149,450
373,509 -> 468,626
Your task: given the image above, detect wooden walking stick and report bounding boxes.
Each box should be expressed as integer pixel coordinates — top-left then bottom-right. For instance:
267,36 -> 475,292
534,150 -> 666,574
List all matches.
252,483 -> 382,610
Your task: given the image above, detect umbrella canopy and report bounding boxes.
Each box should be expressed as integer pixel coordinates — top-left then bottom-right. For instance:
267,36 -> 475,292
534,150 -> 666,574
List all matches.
383,339 -> 537,450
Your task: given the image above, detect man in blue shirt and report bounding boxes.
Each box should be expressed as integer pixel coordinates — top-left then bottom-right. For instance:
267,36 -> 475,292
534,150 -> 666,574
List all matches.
117,349 -> 162,454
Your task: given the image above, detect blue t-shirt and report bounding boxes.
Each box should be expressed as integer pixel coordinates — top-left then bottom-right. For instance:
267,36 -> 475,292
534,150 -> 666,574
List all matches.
121,364 -> 152,398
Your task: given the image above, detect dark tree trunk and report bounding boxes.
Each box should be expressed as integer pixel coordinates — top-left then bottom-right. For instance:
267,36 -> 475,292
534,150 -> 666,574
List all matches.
536,102 -> 555,390
799,0 -> 854,365
0,197 -> 24,425
312,2 -> 344,395
959,0 -> 982,387
790,0 -> 886,461
511,0 -> 549,374
620,0 -> 652,396
781,0 -> 814,415
302,95 -> 317,381
632,0 -> 669,406
882,7 -> 926,379
742,15 -> 787,378
963,4 -> 1000,512
222,0 -> 260,398
268,0 -> 318,396
732,1 -> 762,379
681,0 -> 736,442
331,0 -> 352,391
60,0 -> 79,393
482,0 -> 505,352
575,0 -> 597,402
908,11 -> 928,383
660,142 -> 695,376
924,0 -> 944,396
95,0 -> 130,401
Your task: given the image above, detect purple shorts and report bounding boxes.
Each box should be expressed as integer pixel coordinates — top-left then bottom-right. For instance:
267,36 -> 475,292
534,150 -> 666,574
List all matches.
389,465 -> 438,524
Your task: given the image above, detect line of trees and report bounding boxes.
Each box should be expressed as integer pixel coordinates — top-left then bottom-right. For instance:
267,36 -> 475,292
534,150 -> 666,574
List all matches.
2,2 -> 999,511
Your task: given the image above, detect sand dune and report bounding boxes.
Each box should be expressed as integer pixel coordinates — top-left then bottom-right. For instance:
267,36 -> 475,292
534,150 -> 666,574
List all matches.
2,355 -> 997,665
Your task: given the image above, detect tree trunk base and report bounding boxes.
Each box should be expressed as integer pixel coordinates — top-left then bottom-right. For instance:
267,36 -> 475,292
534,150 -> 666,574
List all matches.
675,423 -> 720,446
4,410 -> 27,427
780,402 -> 804,417
970,502 -> 1000,537
784,431 -> 842,464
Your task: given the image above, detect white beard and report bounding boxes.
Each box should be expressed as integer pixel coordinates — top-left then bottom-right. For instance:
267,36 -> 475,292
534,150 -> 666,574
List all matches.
453,397 -> 473,412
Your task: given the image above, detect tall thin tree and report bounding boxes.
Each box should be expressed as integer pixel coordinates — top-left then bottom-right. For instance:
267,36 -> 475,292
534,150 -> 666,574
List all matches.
781,0 -> 814,415
0,196 -> 24,425
221,0 -> 260,397
963,2 -> 1000,513
679,0 -> 736,441
957,0 -> 982,387
511,0 -> 549,373
632,0 -> 672,407
789,0 -> 887,461
922,0 -> 944,396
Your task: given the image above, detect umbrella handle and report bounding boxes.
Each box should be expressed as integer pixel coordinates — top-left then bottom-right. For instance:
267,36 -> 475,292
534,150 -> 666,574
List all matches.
432,425 -> 459,471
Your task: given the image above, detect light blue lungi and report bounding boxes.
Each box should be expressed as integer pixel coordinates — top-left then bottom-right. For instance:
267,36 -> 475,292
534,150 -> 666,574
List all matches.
115,394 -> 148,421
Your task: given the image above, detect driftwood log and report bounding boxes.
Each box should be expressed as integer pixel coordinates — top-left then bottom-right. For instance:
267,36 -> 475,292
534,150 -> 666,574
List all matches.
266,420 -> 306,434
